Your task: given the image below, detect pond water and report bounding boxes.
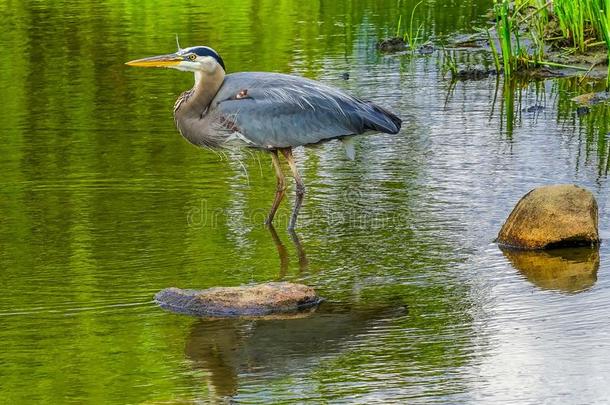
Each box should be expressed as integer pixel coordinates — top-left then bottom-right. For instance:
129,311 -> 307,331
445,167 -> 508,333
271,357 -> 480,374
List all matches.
1,0 -> 610,403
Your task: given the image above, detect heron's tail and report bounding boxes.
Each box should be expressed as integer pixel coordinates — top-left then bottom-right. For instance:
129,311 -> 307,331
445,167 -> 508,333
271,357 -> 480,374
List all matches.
364,102 -> 402,134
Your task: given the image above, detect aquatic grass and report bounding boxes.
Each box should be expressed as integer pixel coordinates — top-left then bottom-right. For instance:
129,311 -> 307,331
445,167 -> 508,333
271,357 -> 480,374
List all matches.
395,0 -> 425,51
519,0 -> 551,60
496,0 -> 517,77
403,0 -> 425,50
490,0 -> 610,83
554,0 -> 588,51
441,48 -> 459,78
487,28 -> 502,72
395,15 -> 402,38
589,0 -> 610,88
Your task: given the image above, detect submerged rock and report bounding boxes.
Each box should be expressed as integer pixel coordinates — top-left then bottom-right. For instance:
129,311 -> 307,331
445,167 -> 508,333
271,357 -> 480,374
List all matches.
376,37 -> 407,52
155,282 -> 323,318
449,33 -> 487,49
516,67 -> 564,79
453,66 -> 495,80
417,44 -> 435,55
497,184 -> 600,250
571,91 -> 610,106
522,104 -> 545,113
501,247 -> 599,293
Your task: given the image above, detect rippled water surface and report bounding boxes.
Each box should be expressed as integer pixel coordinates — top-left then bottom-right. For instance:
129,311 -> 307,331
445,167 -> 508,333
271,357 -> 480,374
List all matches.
1,0 -> 610,403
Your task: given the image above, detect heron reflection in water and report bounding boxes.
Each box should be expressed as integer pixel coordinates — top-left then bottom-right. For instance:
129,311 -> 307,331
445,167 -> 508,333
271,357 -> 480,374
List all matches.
126,45 -> 401,230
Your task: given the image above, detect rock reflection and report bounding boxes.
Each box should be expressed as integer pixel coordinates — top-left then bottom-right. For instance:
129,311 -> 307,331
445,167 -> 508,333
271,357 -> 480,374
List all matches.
501,247 -> 599,293
185,301 -> 407,400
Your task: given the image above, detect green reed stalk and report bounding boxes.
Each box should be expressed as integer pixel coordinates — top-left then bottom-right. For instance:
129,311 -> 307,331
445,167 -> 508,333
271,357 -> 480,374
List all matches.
396,15 -> 402,38
403,0 -> 424,49
487,29 -> 502,73
555,0 -> 587,51
590,0 -> 610,89
496,0 -> 514,77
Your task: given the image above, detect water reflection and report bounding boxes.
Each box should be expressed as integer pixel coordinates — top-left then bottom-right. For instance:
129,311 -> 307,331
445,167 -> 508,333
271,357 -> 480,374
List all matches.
495,75 -> 610,174
267,225 -> 308,276
443,51 -> 610,174
185,300 -> 408,401
501,247 -> 600,293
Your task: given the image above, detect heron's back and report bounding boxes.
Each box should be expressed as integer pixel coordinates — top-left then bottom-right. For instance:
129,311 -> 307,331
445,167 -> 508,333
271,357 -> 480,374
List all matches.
176,72 -> 401,149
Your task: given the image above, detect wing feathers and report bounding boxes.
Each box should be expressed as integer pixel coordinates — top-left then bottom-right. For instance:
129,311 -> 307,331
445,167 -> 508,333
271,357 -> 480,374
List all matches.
212,72 -> 401,148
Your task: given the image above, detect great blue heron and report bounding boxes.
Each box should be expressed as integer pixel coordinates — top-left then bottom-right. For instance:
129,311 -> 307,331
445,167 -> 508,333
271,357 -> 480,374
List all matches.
126,45 -> 401,230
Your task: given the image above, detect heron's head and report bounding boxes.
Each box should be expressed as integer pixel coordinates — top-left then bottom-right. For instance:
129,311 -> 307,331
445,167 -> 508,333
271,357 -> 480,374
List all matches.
126,46 -> 225,74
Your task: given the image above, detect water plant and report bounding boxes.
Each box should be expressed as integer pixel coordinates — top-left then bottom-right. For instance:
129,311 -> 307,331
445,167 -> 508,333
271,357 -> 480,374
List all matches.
487,28 -> 502,73
395,0 -> 425,50
403,0 -> 424,50
589,0 -> 610,88
441,48 -> 459,78
490,0 -> 610,87
496,0 -> 516,77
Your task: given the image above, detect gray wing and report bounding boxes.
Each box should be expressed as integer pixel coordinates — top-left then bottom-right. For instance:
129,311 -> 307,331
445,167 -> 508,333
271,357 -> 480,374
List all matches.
210,72 -> 401,149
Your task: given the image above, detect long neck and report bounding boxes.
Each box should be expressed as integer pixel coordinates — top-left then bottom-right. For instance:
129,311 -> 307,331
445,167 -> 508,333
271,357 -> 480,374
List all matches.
178,67 -> 225,118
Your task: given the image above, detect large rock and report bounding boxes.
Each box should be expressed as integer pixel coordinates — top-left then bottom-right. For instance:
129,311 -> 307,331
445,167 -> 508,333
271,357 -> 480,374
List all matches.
155,282 -> 323,318
497,184 -> 600,249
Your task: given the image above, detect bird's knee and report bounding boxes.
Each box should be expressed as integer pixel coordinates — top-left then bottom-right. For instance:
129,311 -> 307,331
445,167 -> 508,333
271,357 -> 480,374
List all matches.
277,182 -> 288,192
296,184 -> 306,197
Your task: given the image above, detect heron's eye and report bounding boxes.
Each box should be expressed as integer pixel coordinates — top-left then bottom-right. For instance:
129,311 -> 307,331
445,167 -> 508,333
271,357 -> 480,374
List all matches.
188,54 -> 197,61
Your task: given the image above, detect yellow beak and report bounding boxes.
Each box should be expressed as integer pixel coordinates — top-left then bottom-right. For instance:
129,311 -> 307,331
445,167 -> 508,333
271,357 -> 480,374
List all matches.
125,53 -> 183,68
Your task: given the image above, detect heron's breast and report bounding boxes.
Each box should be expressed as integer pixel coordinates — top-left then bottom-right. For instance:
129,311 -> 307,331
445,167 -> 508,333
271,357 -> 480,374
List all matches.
174,110 -> 253,150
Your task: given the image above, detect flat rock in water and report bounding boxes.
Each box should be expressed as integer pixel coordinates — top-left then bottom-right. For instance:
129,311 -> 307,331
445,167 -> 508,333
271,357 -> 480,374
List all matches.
497,184 -> 600,250
155,282 -> 323,318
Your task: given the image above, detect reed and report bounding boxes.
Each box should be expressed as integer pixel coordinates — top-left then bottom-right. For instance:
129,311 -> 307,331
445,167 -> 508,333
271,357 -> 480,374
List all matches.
554,0 -> 588,51
589,0 -> 610,88
394,0 -> 425,51
403,1 -> 425,50
495,0 -> 517,77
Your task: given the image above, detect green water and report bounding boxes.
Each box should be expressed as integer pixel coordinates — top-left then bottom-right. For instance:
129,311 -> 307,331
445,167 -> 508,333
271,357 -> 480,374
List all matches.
1,0 -> 610,403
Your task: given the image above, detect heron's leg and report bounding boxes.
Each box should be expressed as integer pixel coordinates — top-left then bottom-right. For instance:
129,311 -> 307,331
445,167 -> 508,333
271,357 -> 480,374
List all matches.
265,149 -> 287,226
281,148 -> 305,230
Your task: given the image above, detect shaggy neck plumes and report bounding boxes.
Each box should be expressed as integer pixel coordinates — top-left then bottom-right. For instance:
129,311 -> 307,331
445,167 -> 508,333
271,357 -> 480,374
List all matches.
176,67 -> 225,118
